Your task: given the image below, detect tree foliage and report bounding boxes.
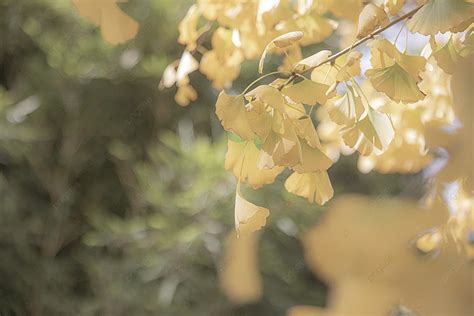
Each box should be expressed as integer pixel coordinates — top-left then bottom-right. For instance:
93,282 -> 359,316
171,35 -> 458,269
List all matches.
165,0 -> 473,261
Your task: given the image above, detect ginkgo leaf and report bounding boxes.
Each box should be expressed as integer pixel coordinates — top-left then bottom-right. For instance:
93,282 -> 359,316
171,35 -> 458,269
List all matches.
264,118 -> 303,167
342,110 -> 394,155
430,36 -> 465,74
293,116 -> 322,149
73,0 -> 139,45
369,39 -> 427,77
407,0 -> 474,35
282,78 -> 331,106
215,92 -> 254,140
200,27 -> 244,89
245,100 -> 272,140
329,0 -> 364,20
176,51 -> 199,84
178,4 -> 200,50
159,61 -> 179,89
292,141 -> 333,173
259,31 -> 304,73
225,140 -> 284,189
219,232 -> 263,304
284,171 -> 334,205
296,13 -> 337,46
235,189 -> 270,236
366,63 -> 426,103
335,51 -> 363,81
245,85 -> 286,112
294,50 -> 332,73
384,0 -> 406,15
326,87 -> 365,126
356,3 -> 390,39
366,41 -> 427,103
175,84 -> 197,106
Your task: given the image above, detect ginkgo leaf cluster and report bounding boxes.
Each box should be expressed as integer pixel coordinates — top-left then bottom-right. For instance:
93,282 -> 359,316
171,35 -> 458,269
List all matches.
169,0 -> 474,240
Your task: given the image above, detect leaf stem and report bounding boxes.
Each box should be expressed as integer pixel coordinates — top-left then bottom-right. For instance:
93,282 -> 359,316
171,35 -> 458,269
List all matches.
242,71 -> 291,95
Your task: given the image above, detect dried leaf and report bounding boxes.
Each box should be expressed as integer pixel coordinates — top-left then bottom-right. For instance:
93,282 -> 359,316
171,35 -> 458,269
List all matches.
356,4 -> 390,39
294,50 -> 332,73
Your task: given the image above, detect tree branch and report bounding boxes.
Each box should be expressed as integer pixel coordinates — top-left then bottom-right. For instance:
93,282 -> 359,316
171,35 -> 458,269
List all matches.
282,4 -> 424,87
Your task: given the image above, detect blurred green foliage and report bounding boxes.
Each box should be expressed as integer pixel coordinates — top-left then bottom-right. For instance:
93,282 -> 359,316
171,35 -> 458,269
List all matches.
0,0 -> 424,315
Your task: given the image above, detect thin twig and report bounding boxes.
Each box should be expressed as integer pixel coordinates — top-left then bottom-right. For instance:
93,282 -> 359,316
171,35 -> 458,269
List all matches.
282,4 -> 424,87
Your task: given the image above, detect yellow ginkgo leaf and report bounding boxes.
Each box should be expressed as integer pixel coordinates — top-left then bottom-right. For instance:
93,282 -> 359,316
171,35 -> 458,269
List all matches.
407,0 -> 474,35
342,109 -> 394,156
366,63 -> 426,103
235,189 -> 270,236
245,85 -> 286,112
369,39 -> 427,77
178,4 -> 200,50
260,119 -> 303,167
384,0 -> 406,15
326,86 -> 366,126
296,13 -> 337,46
293,116 -> 322,149
174,84 -> 197,107
282,78 -> 331,106
259,31 -> 304,73
430,36 -> 465,74
356,3 -> 390,39
219,232 -> 263,305
245,100 -> 273,140
294,50 -> 332,73
335,51 -> 363,81
225,140 -> 284,189
293,141 -> 333,173
284,171 -> 334,205
215,92 -> 254,140
200,27 -> 244,89
72,0 -> 139,45
329,0 -> 364,20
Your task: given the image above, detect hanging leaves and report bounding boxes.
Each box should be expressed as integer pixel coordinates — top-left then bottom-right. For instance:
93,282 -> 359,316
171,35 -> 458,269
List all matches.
326,86 -> 366,126
366,40 -> 427,103
342,109 -> 395,156
165,0 -> 474,239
